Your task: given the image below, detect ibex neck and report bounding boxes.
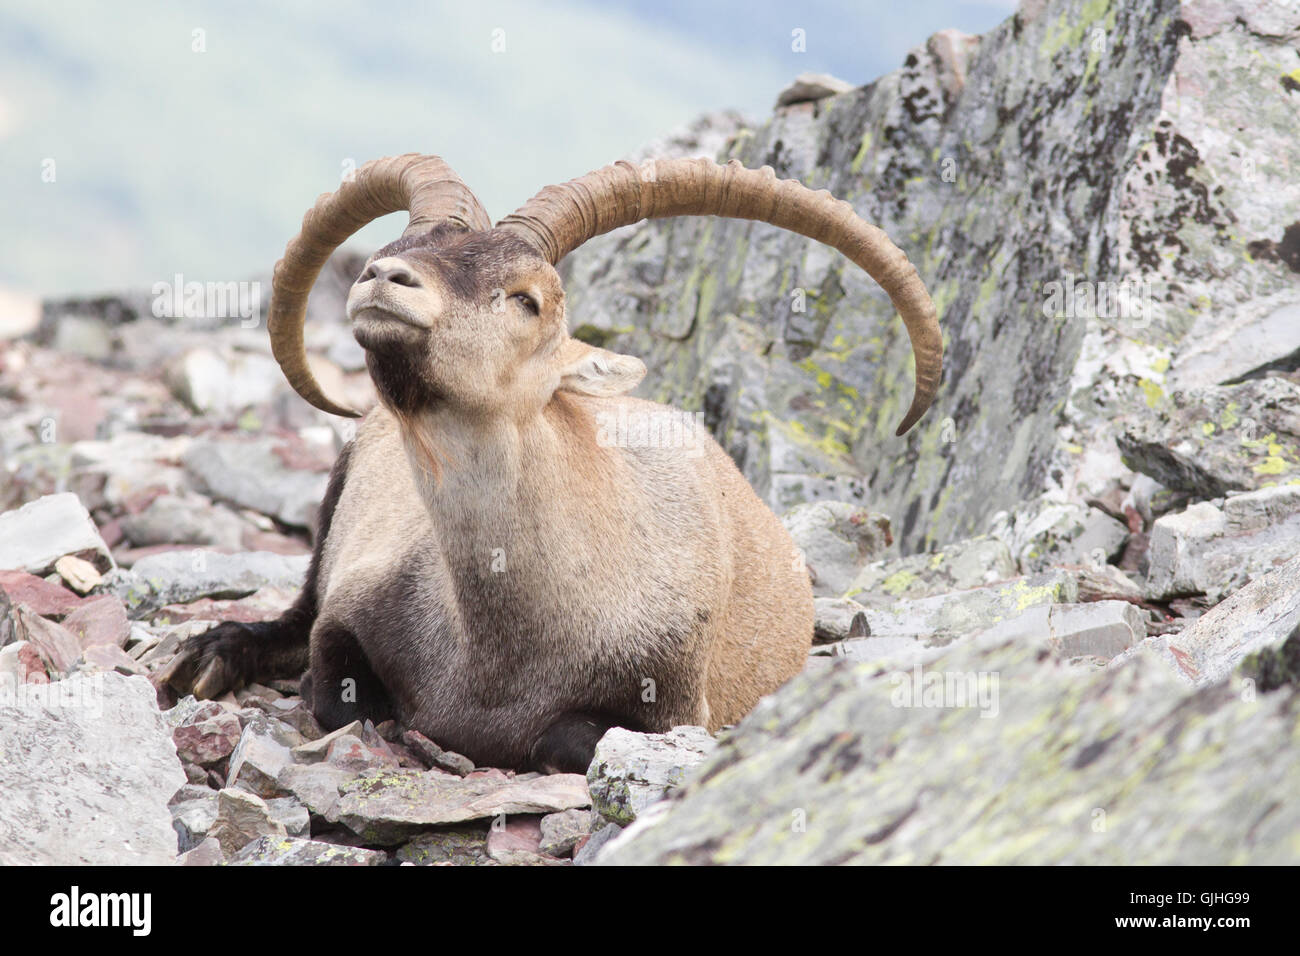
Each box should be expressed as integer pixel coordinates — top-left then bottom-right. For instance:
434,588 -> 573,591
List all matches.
395,396 -> 622,580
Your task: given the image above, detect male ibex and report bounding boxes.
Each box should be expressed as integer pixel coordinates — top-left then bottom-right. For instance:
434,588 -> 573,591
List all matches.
162,154 -> 942,772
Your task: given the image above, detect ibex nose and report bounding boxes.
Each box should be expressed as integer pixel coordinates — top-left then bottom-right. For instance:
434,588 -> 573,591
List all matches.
359,257 -> 421,288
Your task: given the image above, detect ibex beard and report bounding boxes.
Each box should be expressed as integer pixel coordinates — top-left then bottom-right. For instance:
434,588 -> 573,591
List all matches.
160,154 -> 942,773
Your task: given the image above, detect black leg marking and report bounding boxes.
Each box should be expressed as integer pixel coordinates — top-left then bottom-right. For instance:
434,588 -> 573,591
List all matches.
529,712 -> 632,775
306,623 -> 396,730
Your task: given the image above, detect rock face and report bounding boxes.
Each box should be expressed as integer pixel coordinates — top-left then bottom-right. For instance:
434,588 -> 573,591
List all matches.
0,673 -> 185,865
599,633 -> 1300,864
560,0 -> 1300,553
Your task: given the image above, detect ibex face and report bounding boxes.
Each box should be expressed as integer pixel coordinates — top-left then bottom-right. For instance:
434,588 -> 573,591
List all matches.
347,229 -> 643,418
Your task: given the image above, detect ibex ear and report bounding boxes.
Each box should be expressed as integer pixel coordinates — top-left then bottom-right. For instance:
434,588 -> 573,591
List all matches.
555,339 -> 646,397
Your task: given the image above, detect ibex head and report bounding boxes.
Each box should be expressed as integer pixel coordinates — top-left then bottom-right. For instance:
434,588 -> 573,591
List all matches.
347,226 -> 644,419
268,153 -> 943,434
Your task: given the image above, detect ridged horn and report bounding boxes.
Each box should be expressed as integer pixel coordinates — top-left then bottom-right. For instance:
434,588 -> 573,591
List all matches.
497,157 -> 941,435
269,153 -> 491,417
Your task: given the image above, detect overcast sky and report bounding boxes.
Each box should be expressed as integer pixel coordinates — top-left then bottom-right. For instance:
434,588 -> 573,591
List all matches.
0,0 -> 1018,295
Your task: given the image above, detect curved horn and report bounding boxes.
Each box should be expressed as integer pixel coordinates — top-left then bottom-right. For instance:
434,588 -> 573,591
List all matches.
497,158 -> 941,435
269,153 -> 491,417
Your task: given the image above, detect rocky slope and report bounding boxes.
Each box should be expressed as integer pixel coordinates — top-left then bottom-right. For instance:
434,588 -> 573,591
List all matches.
2,0 -> 1299,866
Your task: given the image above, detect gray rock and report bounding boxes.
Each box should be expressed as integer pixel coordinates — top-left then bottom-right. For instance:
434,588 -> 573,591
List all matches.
325,734 -> 400,772
108,550 -> 308,615
775,72 -> 855,108
624,110 -> 751,166
847,534 -> 1016,606
1171,297 -> 1300,390
1145,487 -> 1300,601
539,809 -> 595,858
334,768 -> 590,845
75,642 -> 148,676
972,601 -> 1146,660
290,720 -> 364,763
599,631 -> 1300,864
0,493 -> 113,575
264,796 -> 311,837
231,835 -> 387,866
277,762 -> 354,821
179,836 -> 225,866
400,729 -> 475,776
782,501 -> 893,597
68,433 -> 192,512
209,788 -> 287,857
988,497 -> 1128,576
170,792 -> 218,853
163,348 -> 282,416
812,596 -> 872,644
226,721 -> 296,798
1119,377 -> 1300,497
587,726 -> 717,825
396,828 -> 493,866
1168,553 -> 1300,687
0,672 -> 186,864
850,570 -> 1078,643
119,492 -> 249,550
183,435 -> 331,529
573,822 -> 624,866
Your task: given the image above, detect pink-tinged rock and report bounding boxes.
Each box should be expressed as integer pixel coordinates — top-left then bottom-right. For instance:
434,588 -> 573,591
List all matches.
154,587 -> 295,625
180,837 -> 225,866
271,437 -> 335,473
486,816 -> 563,865
0,640 -> 50,684
174,709 -> 244,766
10,605 -> 81,676
120,485 -> 170,516
326,734 -> 400,773
79,643 -> 148,676
465,768 -> 510,784
98,518 -> 125,549
0,570 -> 87,618
241,529 -> 311,556
62,595 -> 130,649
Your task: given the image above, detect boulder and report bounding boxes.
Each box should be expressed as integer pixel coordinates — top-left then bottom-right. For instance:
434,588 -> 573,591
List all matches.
599,632 -> 1300,864
587,726 -> 717,826
0,673 -> 186,864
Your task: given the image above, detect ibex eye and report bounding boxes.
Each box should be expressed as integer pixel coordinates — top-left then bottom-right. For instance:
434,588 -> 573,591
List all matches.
510,293 -> 540,315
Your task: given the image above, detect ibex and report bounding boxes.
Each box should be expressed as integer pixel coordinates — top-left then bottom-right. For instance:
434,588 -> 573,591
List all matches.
161,154 -> 942,772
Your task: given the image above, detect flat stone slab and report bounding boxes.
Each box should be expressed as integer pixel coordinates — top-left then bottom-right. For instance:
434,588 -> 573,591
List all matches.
335,768 -> 590,845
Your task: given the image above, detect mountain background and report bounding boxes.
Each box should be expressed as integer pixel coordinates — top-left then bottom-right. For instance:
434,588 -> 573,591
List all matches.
1,0 -> 1015,296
